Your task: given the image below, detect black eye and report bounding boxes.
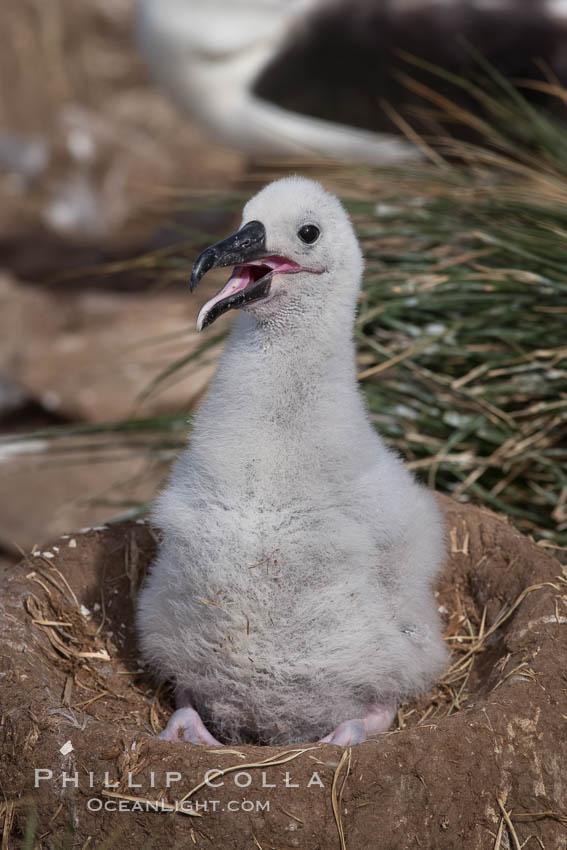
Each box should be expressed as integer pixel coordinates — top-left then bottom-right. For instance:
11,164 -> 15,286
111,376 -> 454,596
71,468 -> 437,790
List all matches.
298,224 -> 320,244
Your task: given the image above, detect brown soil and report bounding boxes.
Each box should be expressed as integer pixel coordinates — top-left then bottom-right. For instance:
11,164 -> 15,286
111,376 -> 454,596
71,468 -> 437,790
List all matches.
1,495 -> 566,849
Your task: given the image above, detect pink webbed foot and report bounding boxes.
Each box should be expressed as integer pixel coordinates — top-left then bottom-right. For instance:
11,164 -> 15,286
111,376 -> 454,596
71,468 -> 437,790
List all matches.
159,704 -> 222,746
320,719 -> 367,746
320,702 -> 397,747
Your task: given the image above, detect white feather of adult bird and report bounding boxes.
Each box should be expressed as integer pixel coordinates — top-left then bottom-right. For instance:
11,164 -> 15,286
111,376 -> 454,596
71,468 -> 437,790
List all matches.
136,0 -> 567,163
137,178 -> 449,747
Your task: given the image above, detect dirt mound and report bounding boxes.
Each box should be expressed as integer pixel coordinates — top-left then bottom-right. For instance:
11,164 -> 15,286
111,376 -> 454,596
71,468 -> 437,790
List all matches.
1,496 -> 566,848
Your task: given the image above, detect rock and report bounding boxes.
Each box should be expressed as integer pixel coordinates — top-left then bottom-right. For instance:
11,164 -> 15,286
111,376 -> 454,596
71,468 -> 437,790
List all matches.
0,447 -> 166,553
0,269 -> 229,553
0,271 -> 224,422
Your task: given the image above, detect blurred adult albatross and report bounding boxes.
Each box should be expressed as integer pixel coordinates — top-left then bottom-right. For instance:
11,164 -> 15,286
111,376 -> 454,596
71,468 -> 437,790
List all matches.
136,0 -> 567,163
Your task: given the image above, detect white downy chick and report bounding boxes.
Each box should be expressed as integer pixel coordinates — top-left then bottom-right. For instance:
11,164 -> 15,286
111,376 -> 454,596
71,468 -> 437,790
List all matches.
137,177 -> 448,746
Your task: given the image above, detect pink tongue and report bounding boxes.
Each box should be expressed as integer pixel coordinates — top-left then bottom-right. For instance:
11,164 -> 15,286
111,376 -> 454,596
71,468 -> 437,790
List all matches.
196,266 -> 255,331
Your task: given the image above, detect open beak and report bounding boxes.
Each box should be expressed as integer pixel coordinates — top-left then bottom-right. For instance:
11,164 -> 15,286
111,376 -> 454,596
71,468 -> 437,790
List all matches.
190,220 -> 305,331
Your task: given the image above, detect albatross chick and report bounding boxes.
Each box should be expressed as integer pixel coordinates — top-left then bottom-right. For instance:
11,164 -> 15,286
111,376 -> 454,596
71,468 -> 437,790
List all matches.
137,177 -> 448,746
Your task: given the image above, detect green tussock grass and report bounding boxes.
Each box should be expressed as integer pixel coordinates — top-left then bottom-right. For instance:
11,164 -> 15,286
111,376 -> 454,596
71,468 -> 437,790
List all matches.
354,182 -> 567,544
349,63 -> 567,546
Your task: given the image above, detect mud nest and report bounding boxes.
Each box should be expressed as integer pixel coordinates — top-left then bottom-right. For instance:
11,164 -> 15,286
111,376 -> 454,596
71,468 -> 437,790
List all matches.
1,495 -> 566,849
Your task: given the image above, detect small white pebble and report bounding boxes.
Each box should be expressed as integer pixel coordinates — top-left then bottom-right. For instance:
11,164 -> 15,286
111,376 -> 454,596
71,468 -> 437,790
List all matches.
32,552 -> 41,558
93,602 -> 101,612
52,546 -> 60,553
41,552 -> 55,559
80,604 -> 91,618
60,740 -> 73,756
438,605 -> 448,614
68,539 -> 77,548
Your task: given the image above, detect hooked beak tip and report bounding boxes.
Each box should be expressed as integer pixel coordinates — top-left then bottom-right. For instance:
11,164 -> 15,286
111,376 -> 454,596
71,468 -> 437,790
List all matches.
190,250 -> 216,292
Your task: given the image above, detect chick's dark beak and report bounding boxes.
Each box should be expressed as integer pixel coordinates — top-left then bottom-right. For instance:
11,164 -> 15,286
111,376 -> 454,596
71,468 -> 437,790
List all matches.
189,220 -> 266,292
